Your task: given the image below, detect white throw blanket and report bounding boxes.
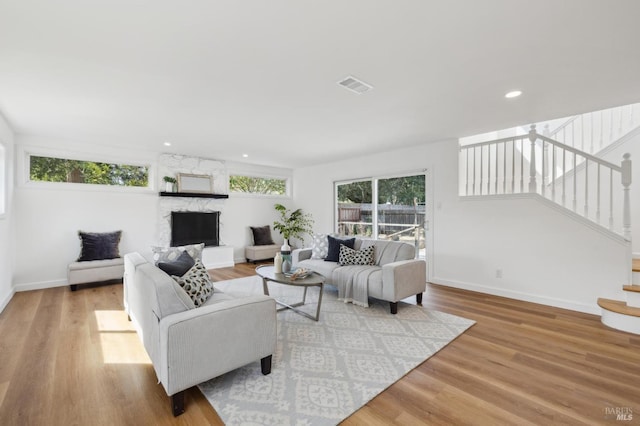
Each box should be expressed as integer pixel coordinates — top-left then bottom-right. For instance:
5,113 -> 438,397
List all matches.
334,265 -> 379,307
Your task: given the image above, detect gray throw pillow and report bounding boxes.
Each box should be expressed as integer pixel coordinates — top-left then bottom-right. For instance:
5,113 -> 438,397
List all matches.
250,225 -> 275,246
77,230 -> 122,262
157,250 -> 195,276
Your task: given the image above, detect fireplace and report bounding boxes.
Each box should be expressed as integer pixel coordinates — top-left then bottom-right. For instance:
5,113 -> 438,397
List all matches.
171,211 -> 220,247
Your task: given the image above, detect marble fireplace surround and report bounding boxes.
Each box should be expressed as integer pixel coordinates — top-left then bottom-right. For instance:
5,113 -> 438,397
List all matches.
156,154 -> 232,268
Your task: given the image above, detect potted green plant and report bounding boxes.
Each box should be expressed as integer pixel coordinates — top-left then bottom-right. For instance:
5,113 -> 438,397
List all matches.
273,203 -> 314,252
163,176 -> 177,192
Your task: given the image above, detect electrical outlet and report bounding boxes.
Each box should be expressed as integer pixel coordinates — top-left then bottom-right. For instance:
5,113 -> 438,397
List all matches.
496,269 -> 503,278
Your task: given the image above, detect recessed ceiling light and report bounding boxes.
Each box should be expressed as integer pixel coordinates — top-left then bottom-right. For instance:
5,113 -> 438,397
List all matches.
242,154 -> 249,158
163,141 -> 172,146
505,90 -> 522,98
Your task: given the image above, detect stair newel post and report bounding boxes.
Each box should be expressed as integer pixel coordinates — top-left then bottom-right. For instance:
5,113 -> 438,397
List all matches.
622,153 -> 632,241
528,124 -> 537,193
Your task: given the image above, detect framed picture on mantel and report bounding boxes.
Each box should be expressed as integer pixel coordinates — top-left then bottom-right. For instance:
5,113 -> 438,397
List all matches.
177,173 -> 213,194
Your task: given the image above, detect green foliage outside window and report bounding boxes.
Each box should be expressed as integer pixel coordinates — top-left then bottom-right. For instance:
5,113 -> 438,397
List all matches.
229,175 -> 287,195
337,175 -> 425,205
29,155 -> 149,187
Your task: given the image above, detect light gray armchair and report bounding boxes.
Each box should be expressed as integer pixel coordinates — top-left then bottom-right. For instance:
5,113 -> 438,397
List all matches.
124,252 -> 276,416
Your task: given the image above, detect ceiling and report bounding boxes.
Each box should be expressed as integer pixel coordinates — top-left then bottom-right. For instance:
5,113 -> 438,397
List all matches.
1,0 -> 640,169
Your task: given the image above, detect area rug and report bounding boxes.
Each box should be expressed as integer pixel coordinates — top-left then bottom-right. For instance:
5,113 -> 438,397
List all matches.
198,276 -> 475,425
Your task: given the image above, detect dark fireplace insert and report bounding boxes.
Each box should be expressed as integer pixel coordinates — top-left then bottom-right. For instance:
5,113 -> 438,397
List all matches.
171,211 -> 220,247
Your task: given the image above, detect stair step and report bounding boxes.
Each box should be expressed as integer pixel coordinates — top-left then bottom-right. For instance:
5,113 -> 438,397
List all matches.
633,259 -> 640,272
597,298 -> 640,317
623,285 -> 640,293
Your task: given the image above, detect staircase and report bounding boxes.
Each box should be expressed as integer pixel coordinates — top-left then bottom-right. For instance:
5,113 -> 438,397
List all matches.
597,259 -> 640,334
459,114 -> 640,335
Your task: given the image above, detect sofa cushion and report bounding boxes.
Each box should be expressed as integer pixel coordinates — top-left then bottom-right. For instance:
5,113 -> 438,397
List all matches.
77,230 -> 122,261
339,244 -> 375,266
250,225 -> 275,246
152,243 -> 204,264
325,236 -> 355,262
139,264 -> 195,319
157,250 -> 195,276
172,259 -> 214,307
361,239 -> 415,265
297,258 -> 342,281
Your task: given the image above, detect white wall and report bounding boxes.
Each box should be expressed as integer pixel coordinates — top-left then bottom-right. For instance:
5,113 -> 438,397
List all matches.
12,136 -> 293,289
0,113 -> 15,311
294,139 -> 628,314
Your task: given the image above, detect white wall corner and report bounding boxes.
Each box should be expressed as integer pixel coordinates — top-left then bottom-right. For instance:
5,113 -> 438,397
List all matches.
0,288 -> 15,314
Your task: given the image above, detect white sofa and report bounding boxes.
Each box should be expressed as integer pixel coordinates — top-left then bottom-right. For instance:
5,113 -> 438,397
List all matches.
123,252 -> 277,416
292,238 -> 426,314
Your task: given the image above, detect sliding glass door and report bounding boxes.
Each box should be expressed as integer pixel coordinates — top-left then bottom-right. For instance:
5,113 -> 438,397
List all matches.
335,173 -> 426,259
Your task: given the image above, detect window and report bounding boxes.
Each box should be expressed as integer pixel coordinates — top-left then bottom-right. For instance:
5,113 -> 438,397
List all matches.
29,155 -> 149,187
229,175 -> 288,196
336,173 -> 426,258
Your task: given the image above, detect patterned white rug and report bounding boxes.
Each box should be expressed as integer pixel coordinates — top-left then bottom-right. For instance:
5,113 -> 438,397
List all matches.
199,276 -> 475,426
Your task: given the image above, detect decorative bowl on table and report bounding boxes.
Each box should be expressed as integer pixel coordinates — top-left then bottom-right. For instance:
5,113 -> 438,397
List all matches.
284,268 -> 311,280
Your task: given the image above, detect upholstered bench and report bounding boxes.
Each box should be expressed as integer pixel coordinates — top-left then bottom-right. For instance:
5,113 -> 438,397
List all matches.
245,244 -> 280,263
67,258 -> 125,291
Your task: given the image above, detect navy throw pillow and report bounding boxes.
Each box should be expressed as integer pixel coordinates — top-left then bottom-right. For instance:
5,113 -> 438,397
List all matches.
325,236 -> 356,262
77,231 -> 122,261
158,250 -> 195,277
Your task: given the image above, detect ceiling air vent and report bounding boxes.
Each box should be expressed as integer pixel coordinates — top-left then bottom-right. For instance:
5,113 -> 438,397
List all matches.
337,75 -> 373,94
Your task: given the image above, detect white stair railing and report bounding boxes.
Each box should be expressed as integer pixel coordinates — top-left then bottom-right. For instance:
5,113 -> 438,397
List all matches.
544,103 -> 639,155
459,125 -> 632,239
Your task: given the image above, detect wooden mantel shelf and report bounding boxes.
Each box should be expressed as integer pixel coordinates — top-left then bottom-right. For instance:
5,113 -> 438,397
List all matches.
159,192 -> 229,199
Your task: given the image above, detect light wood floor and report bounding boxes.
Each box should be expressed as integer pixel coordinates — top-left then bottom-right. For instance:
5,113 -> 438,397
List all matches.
1,263 -> 638,425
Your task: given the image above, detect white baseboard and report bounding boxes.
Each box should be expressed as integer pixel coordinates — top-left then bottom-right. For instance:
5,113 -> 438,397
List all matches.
0,288 -> 15,313
205,261 -> 235,269
430,276 -> 600,315
234,256 -> 248,264
13,279 -> 68,292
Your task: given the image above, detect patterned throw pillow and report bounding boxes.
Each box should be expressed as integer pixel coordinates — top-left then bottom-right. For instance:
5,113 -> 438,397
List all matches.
172,259 -> 214,307
311,233 -> 333,259
338,244 -> 375,266
152,243 -> 204,264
